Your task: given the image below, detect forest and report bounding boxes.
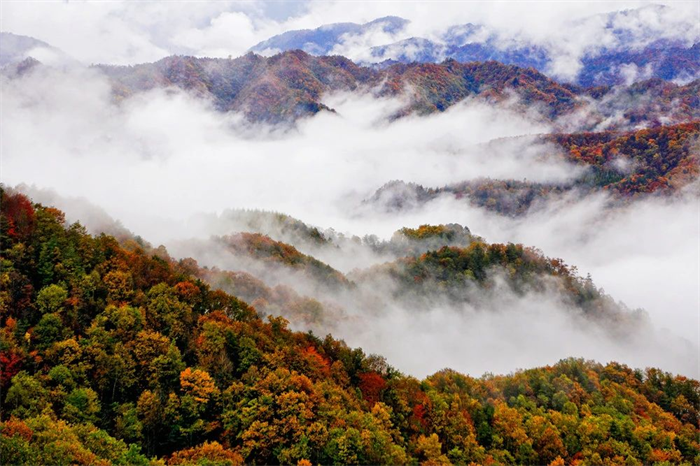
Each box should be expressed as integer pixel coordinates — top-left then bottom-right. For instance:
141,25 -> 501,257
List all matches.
368,121 -> 700,216
1,189 -> 698,466
2,4 -> 700,465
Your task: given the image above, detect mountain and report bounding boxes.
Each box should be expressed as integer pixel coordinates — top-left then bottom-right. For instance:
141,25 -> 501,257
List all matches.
99,51 -> 376,123
369,31 -> 549,73
93,51 -> 579,123
367,121 -> 700,216
373,38 -> 699,87
0,32 -> 68,67
551,121 -> 700,194
8,48 -> 695,127
1,188 -> 698,465
583,78 -> 700,129
250,6 -> 699,86
577,41 -> 700,87
351,240 -> 639,326
249,16 -> 409,55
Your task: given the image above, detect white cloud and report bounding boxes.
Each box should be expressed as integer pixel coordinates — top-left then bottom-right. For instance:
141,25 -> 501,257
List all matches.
3,62 -> 697,379
3,0 -> 698,72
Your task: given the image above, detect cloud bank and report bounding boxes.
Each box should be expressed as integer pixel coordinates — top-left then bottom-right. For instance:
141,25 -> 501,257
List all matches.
3,1 -> 698,79
2,62 -> 697,379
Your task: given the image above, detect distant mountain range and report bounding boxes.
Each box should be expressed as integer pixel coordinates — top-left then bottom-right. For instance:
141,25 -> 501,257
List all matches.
250,16 -> 409,56
4,5 -> 698,88
6,48 -> 697,130
0,32 -> 68,67
249,6 -> 700,86
93,51 -> 581,123
92,52 -> 700,128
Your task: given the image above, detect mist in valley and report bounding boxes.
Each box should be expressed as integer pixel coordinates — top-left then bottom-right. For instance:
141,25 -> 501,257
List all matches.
3,54 -> 698,380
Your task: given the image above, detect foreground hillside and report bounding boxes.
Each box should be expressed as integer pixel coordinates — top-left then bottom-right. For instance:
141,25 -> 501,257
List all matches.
1,189 -> 698,465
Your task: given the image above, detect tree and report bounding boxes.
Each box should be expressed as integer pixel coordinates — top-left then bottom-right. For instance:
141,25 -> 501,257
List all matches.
416,433 -> 451,466
33,313 -> 69,348
63,387 -> 101,424
180,367 -> 219,404
168,441 -> 243,465
5,372 -> 50,418
36,284 -> 68,314
103,270 -> 134,303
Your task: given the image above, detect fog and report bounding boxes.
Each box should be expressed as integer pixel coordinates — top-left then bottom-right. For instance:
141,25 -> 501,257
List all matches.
342,285 -> 696,379
2,65 -> 567,241
2,63 -> 698,379
346,189 -> 700,347
4,1 -> 698,83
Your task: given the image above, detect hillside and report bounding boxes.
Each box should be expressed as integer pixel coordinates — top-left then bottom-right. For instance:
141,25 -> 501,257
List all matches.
577,41 -> 700,87
5,48 -> 695,129
0,32 -> 67,67
381,60 -> 579,118
368,121 -> 700,216
1,189 -> 699,466
250,8 -> 700,86
216,232 -> 352,291
95,51 -> 579,123
350,240 -> 641,330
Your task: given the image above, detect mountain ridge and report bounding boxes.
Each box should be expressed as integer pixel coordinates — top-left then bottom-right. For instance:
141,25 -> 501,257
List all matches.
249,7 -> 700,86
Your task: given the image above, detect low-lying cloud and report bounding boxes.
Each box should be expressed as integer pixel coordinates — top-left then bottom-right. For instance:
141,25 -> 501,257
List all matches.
2,64 -> 565,241
3,63 -> 697,379
341,287 -> 696,379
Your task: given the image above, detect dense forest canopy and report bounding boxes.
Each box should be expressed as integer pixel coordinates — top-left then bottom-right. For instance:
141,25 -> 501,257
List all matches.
1,190 -> 698,465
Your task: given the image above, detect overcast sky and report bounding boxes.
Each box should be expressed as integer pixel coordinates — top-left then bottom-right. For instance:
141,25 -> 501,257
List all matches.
2,1 -> 698,67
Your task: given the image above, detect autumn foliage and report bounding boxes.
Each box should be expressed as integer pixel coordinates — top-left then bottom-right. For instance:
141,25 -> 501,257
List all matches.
1,189 -> 698,465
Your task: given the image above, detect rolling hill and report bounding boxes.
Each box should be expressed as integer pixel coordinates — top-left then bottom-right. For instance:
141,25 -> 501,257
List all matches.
1,188 -> 698,466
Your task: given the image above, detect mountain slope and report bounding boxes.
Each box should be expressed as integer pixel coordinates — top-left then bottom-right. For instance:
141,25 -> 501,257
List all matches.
1,189 -> 698,465
95,51 -> 580,123
250,6 -> 700,86
583,77 -> 700,129
368,121 -> 700,216
382,59 -> 579,118
216,232 -> 353,291
577,41 -> 700,87
0,32 -> 68,67
250,16 -> 409,55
